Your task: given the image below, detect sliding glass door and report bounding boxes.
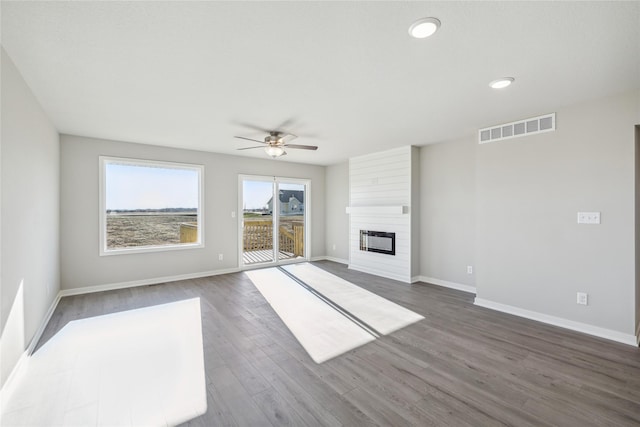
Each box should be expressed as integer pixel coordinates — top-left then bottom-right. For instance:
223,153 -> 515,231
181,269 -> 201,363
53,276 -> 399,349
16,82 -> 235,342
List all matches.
239,175 -> 309,267
241,178 -> 275,264
276,182 -> 306,261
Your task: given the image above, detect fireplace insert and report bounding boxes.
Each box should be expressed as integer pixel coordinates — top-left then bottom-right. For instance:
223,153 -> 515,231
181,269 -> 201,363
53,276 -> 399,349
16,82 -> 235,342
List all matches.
360,230 -> 395,256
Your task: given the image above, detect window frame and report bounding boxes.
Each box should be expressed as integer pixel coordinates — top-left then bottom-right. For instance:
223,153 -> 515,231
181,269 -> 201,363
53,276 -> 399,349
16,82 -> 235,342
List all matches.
99,156 -> 205,256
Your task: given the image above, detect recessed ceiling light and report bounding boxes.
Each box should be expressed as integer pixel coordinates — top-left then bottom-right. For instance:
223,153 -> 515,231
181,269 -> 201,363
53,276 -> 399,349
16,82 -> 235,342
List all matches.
408,17 -> 441,39
489,77 -> 515,89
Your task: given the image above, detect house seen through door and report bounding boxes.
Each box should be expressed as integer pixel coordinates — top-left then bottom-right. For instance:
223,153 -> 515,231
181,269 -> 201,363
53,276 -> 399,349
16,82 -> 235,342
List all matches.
240,175 -> 309,266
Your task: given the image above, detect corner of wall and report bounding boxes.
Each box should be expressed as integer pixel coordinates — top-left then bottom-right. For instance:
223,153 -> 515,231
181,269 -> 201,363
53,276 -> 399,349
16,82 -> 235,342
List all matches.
411,146 -> 421,278
635,124 -> 640,342
1,48 -> 60,389
418,137 -> 476,286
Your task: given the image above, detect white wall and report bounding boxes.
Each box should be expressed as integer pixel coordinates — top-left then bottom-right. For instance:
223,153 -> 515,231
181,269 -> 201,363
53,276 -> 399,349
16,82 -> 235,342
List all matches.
60,135 -> 325,291
419,138 -> 475,286
1,48 -> 60,388
476,90 -> 638,337
324,161 -> 349,263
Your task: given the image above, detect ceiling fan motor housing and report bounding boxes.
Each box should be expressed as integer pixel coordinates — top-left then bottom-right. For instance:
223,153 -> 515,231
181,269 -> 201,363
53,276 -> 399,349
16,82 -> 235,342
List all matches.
266,134 -> 282,144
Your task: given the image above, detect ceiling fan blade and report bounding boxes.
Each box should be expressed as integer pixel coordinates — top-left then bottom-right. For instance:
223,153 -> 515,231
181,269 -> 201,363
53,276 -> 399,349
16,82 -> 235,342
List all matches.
283,144 -> 318,150
234,136 -> 266,144
275,118 -> 297,131
279,133 -> 298,142
236,146 -> 264,150
234,121 -> 271,133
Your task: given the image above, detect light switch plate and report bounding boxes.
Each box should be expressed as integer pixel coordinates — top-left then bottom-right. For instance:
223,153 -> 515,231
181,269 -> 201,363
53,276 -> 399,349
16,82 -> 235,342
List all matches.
577,212 -> 600,224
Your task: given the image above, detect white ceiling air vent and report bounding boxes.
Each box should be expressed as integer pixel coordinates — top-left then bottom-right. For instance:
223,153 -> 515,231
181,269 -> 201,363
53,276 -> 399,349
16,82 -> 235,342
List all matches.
479,113 -> 555,144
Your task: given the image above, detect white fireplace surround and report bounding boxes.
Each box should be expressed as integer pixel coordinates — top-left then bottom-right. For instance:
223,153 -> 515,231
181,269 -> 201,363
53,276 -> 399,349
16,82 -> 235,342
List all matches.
348,146 -> 419,283
346,206 -> 409,215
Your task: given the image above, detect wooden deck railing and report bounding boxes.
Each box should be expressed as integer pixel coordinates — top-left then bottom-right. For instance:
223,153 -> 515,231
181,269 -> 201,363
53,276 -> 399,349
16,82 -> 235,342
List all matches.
243,220 -> 304,256
244,220 -> 273,251
292,222 -> 304,256
179,223 -> 198,243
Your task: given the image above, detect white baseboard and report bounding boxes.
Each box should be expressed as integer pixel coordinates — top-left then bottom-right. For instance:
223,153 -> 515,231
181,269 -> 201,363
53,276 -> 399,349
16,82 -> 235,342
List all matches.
347,264 -> 410,284
636,321 -> 640,347
415,276 -> 476,294
27,293 -> 61,355
60,257 -> 355,298
1,291 -> 61,408
60,267 -> 241,297
474,297 -> 638,347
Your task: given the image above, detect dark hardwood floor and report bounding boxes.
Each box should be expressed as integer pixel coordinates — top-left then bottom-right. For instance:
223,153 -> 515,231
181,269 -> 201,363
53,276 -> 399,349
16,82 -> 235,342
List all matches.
38,261 -> 640,426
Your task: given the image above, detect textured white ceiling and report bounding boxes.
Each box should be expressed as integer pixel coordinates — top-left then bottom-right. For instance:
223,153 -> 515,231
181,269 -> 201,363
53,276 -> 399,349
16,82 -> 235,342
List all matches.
2,1 -> 639,165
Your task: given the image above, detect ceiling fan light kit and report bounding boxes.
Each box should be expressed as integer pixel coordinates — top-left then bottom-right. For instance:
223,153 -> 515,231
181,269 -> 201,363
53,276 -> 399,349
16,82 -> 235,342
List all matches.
265,145 -> 285,158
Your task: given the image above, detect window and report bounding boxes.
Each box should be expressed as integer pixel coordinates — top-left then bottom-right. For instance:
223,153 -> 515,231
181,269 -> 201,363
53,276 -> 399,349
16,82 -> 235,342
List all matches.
99,156 -> 204,255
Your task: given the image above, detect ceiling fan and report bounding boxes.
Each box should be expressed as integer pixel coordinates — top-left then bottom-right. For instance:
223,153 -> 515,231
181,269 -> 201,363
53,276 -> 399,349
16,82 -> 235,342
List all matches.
235,131 -> 318,158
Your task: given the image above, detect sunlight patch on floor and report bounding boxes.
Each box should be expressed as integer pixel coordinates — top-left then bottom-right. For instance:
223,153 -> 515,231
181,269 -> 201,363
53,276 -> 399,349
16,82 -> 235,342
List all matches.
283,263 -> 424,335
246,268 -> 376,363
0,298 -> 207,427
246,264 -> 424,364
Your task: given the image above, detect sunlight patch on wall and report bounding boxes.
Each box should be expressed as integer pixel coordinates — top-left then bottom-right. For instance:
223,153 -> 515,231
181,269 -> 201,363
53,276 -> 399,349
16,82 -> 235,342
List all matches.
0,280 -> 25,389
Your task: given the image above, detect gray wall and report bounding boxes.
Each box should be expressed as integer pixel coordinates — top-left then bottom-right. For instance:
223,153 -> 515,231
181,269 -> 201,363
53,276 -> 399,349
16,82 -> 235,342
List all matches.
324,161 -> 349,262
476,91 -> 638,335
419,138 -> 476,286
636,125 -> 640,338
60,135 -> 325,290
1,48 -> 60,388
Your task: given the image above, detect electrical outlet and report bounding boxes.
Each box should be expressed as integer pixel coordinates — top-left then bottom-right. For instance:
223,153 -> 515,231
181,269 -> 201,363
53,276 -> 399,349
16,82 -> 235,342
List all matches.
332,244 -> 336,251
218,254 -> 223,261
231,211 -> 236,218
577,292 -> 588,305
467,266 -> 473,274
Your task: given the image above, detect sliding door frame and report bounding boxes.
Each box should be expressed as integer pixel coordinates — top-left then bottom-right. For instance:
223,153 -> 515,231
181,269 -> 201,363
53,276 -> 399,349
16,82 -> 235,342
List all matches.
238,174 -> 311,269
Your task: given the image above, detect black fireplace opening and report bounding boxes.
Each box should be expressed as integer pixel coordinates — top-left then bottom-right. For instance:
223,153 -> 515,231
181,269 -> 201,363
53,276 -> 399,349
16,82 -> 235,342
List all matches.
360,230 -> 395,256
